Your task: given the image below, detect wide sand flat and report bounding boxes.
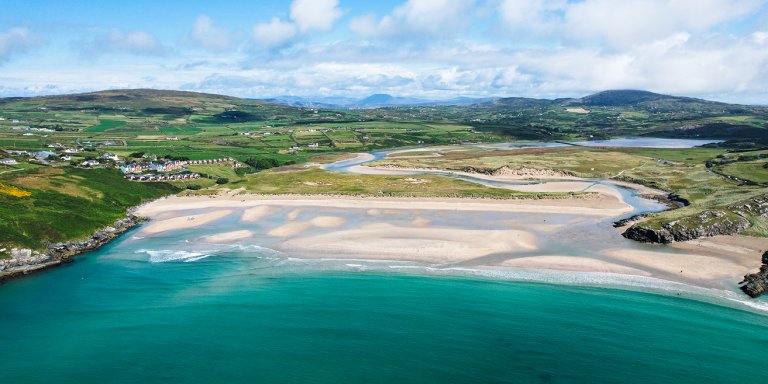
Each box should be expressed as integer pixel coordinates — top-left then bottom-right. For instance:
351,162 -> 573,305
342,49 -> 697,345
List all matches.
133,193 -> 766,293
204,230 -> 253,243
268,216 -> 347,237
141,210 -> 233,234
501,256 -> 650,275
136,194 -> 632,217
242,206 -> 276,222
278,223 -> 537,263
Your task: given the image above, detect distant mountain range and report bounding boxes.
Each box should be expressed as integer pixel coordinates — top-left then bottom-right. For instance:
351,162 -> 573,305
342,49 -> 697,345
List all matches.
257,94 -> 498,109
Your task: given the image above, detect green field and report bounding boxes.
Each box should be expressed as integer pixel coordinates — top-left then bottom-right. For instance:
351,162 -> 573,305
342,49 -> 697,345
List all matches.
1,88 -> 768,253
0,167 -> 179,255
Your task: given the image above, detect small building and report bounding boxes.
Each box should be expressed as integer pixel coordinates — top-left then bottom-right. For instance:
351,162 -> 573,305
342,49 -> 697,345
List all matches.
0,158 -> 18,165
80,160 -> 100,167
100,153 -> 120,161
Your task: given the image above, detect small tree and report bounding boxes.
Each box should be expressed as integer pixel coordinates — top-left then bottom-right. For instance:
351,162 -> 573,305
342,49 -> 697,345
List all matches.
215,177 -> 229,185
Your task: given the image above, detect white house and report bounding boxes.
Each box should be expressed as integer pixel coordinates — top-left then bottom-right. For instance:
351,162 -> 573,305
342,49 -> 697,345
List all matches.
0,158 -> 18,165
100,153 -> 120,161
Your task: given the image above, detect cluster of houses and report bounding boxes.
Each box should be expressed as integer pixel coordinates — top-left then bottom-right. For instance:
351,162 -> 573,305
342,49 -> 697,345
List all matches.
119,160 -> 186,174
119,157 -> 235,174
12,126 -> 54,133
124,173 -> 201,182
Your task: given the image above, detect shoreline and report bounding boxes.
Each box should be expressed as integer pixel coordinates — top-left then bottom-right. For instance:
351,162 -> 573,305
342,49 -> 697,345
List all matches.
0,215 -> 144,283
133,193 -> 768,297
4,187 -> 767,304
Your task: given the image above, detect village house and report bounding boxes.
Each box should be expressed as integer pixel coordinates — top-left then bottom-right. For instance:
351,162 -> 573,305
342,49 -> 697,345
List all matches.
63,148 -> 83,154
119,162 -> 153,174
0,158 -> 18,165
99,153 -> 121,162
80,160 -> 100,167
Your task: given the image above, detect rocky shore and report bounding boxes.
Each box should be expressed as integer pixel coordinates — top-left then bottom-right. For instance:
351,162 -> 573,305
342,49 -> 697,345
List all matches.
739,251 -> 768,298
623,193 -> 768,243
0,215 -> 144,282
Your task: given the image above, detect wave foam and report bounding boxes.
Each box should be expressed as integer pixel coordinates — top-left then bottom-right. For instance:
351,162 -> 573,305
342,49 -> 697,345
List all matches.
135,249 -> 214,263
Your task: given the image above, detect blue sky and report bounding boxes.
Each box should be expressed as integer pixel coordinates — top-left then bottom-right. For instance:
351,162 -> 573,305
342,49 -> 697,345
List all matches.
1,0 -> 767,103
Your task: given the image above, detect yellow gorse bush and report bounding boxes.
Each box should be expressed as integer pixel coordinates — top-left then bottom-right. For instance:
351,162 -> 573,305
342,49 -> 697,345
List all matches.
0,183 -> 32,197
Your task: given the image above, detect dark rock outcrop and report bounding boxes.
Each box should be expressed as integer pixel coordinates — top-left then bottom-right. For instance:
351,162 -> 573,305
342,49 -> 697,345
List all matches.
613,214 -> 647,228
739,252 -> 768,298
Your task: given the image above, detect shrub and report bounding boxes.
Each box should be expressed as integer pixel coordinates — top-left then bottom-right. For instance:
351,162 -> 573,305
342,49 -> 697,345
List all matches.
186,184 -> 201,190
245,157 -> 280,170
215,177 -> 229,184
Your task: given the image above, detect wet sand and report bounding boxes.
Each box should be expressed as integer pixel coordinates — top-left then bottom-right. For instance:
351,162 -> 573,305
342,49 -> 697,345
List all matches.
134,194 -> 768,293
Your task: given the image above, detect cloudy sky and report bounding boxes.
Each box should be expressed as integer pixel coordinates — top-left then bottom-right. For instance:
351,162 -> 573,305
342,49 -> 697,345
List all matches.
1,0 -> 767,103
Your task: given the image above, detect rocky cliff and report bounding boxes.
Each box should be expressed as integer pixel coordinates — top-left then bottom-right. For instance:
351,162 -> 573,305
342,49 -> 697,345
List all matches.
0,215 -> 144,282
739,251 -> 768,298
623,193 -> 768,243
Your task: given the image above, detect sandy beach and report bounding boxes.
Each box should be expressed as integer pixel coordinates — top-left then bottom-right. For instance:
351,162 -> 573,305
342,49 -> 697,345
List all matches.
136,193 -> 633,217
133,191 -> 768,292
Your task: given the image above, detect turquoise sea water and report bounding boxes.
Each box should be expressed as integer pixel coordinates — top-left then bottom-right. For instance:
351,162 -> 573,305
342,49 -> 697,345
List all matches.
1,230 -> 767,384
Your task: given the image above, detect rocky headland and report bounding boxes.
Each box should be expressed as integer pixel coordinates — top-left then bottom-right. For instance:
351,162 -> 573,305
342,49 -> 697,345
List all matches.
623,193 -> 768,243
0,215 -> 144,282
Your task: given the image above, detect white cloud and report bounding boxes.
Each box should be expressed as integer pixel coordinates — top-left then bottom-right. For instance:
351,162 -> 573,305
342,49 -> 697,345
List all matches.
564,0 -> 762,48
350,0 -> 475,37
0,27 -> 42,64
188,15 -> 232,51
81,29 -> 166,56
252,0 -> 341,48
289,0 -> 343,33
498,0 -> 565,35
252,17 -> 298,48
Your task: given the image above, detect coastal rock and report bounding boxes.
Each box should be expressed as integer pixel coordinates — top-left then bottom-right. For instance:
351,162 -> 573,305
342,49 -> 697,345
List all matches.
621,226 -> 676,243
623,193 -> 768,243
1,215 -> 144,281
739,252 -> 768,298
613,214 -> 647,228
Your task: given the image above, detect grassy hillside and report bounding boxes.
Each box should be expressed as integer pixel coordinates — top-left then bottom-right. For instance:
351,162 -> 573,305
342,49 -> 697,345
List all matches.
0,167 -> 179,255
1,88 -> 767,254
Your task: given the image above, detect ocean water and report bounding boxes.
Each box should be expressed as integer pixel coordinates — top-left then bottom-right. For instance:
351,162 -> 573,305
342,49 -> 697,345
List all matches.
1,230 -> 767,384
